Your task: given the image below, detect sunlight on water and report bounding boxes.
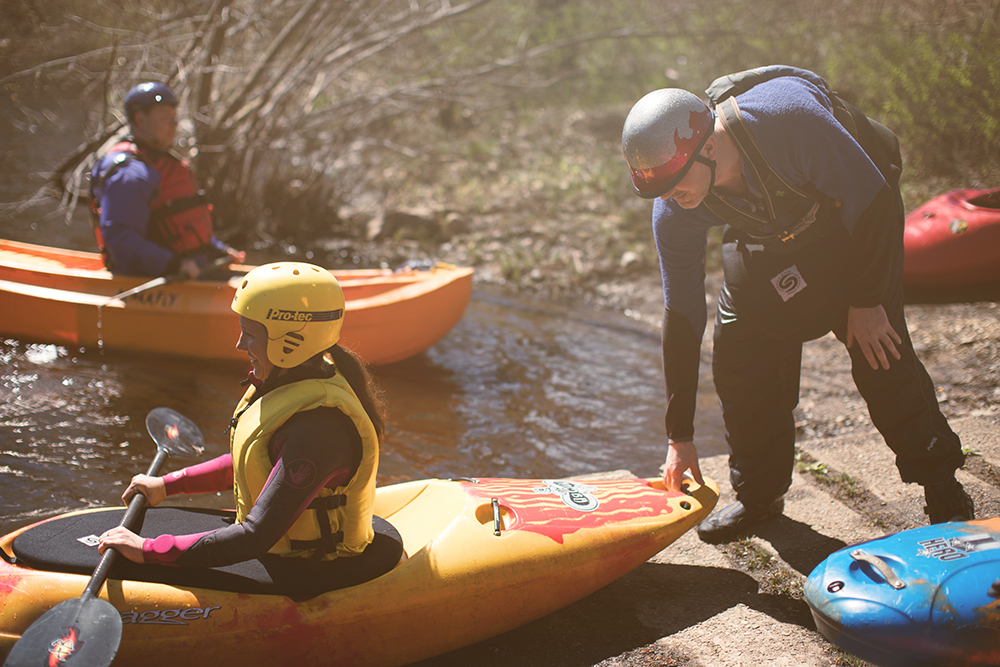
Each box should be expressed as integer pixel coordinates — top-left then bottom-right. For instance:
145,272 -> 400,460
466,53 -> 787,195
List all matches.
23,344 -> 63,365
0,289 -> 726,533
0,97 -> 719,532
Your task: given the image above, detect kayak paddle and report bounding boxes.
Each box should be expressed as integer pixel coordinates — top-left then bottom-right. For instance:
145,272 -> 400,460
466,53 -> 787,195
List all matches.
103,255 -> 232,306
3,407 -> 205,667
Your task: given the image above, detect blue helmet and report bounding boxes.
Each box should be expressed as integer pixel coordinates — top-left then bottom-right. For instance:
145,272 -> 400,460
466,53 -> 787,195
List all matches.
124,82 -> 178,123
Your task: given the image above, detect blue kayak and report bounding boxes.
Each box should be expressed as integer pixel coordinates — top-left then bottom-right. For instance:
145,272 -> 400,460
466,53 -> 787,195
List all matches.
805,518 -> 1000,667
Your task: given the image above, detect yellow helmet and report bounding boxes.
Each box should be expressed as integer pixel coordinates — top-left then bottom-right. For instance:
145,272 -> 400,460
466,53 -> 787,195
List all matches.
231,262 -> 345,368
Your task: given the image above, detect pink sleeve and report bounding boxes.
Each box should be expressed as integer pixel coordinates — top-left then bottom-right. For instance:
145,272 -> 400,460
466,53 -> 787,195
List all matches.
162,454 -> 234,496
142,532 -> 215,566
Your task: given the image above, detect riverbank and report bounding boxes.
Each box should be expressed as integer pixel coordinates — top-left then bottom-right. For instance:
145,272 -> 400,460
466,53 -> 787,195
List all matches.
409,266 -> 1000,666
407,414 -> 1000,667
360,104 -> 1000,663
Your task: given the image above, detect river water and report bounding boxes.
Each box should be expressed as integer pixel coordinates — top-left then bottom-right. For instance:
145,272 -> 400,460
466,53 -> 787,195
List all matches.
0,283 -> 726,534
0,101 -> 726,536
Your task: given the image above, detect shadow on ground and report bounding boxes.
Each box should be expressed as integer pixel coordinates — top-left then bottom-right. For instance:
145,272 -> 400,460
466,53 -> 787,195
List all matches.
755,515 -> 850,576
410,561 -> 816,667
904,279 -> 1000,305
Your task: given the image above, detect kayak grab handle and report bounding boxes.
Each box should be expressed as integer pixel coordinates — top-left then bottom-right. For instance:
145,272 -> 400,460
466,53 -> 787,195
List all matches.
851,550 -> 906,589
492,498 -> 502,536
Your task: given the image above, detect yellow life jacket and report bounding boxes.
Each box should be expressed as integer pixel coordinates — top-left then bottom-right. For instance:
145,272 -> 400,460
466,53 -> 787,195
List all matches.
230,372 -> 378,560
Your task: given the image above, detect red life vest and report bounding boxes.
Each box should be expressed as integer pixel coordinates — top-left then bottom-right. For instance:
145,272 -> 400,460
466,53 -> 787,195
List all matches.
91,141 -> 215,258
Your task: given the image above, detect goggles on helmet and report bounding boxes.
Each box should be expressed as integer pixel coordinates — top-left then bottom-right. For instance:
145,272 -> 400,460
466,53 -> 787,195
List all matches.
622,88 -> 715,199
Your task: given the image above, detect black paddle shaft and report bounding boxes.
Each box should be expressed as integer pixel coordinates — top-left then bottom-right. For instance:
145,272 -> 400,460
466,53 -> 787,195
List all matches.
3,450 -> 169,667
82,447 -> 169,599
3,408 -> 204,667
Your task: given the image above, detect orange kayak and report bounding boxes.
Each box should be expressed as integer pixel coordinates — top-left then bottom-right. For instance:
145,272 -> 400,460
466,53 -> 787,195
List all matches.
0,476 -> 719,667
0,239 -> 473,365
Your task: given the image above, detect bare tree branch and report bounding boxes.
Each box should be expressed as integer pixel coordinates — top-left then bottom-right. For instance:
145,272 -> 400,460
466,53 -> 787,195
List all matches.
215,0 -> 328,127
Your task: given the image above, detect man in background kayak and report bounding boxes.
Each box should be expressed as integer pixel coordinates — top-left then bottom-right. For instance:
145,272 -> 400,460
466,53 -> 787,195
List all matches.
99,263 -> 397,586
89,81 -> 244,278
621,65 -> 974,543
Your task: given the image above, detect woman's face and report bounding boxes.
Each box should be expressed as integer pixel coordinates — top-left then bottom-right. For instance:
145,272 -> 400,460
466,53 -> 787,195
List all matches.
236,316 -> 275,381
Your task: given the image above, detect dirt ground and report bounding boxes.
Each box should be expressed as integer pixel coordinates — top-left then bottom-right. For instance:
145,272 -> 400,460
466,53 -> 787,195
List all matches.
402,263 -> 1000,666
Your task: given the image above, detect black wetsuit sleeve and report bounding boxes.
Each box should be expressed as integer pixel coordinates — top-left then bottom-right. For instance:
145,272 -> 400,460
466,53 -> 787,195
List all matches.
160,407 -> 362,567
662,306 -> 702,442
847,183 -> 900,308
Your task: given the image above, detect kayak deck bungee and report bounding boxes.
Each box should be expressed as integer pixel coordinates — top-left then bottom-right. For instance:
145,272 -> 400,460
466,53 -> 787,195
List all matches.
0,238 -> 473,366
0,475 -> 718,667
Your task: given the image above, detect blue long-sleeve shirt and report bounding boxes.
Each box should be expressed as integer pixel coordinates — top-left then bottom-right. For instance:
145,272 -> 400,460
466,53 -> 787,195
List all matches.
93,153 -> 173,275
654,76 -> 895,441
654,76 -> 886,335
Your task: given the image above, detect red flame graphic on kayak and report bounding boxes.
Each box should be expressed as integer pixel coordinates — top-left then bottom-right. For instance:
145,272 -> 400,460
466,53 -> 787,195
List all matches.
166,424 -> 179,440
464,478 -> 682,544
48,625 -> 82,666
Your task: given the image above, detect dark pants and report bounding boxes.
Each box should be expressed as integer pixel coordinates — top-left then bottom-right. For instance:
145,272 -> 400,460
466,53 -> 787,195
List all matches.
712,217 -> 964,508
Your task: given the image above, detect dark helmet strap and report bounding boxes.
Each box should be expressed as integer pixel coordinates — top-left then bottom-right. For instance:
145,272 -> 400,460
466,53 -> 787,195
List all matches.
694,153 -> 717,191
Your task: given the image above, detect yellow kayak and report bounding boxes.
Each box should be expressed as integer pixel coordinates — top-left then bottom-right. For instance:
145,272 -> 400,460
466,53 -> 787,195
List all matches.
0,238 -> 473,365
0,475 -> 718,667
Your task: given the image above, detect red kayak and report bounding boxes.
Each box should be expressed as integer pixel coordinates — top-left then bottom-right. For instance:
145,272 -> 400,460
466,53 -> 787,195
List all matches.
904,187 -> 1000,287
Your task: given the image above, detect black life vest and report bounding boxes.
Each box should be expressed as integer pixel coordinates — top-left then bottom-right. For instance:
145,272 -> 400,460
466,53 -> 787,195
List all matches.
701,66 -> 901,252
90,141 -> 214,268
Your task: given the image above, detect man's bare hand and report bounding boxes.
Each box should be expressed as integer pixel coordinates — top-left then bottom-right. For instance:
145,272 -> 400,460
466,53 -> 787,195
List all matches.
179,257 -> 200,279
846,304 -> 902,370
663,440 -> 704,492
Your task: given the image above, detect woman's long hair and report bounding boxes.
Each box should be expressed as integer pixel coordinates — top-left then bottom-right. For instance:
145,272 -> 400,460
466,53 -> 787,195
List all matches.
325,344 -> 387,442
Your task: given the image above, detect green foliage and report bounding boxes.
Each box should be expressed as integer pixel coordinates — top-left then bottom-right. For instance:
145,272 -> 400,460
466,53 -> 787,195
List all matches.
4,0 -> 999,240
828,15 -> 1000,179
525,0 -> 1000,187
731,537 -> 775,570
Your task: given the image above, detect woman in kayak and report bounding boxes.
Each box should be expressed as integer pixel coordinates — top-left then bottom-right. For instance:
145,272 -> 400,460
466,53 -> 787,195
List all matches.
99,262 -> 390,576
